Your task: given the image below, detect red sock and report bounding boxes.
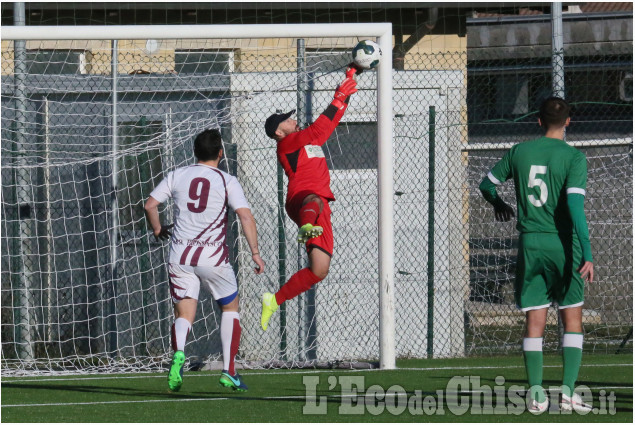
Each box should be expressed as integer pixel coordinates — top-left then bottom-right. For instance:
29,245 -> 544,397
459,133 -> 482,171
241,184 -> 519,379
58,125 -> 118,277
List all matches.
299,201 -> 320,225
275,268 -> 322,305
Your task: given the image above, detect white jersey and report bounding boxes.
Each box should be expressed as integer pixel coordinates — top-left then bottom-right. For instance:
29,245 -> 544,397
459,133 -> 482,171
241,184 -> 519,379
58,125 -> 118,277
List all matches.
150,164 -> 250,268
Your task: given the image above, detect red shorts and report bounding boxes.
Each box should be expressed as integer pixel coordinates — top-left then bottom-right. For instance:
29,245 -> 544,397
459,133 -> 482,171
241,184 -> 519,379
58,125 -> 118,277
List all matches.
285,192 -> 333,257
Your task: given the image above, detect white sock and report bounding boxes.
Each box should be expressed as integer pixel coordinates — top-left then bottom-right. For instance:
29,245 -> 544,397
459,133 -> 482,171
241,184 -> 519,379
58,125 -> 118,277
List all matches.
221,311 -> 241,375
172,318 -> 191,352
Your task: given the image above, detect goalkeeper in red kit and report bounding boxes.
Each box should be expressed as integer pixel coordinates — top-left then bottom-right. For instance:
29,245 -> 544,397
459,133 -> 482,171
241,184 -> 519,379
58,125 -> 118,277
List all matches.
260,65 -> 359,330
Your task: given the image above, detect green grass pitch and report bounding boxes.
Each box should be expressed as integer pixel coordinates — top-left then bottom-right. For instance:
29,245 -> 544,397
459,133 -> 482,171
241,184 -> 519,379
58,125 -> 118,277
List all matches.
2,354 -> 631,422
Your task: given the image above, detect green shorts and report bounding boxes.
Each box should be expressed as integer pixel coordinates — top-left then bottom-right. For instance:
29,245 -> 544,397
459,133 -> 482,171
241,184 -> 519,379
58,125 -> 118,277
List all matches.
515,232 -> 585,312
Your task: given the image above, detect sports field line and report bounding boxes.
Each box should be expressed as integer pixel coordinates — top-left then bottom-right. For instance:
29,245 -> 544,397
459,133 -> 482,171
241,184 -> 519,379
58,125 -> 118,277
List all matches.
1,394 -> 372,408
2,363 -> 631,384
3,387 -> 632,409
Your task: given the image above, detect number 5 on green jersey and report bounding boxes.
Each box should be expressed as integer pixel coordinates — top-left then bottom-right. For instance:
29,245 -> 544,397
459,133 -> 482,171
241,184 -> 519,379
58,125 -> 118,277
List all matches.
528,165 -> 548,207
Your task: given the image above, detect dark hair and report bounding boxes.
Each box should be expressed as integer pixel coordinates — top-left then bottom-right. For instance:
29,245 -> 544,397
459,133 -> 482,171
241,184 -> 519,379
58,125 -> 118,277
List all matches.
194,128 -> 223,161
539,97 -> 570,130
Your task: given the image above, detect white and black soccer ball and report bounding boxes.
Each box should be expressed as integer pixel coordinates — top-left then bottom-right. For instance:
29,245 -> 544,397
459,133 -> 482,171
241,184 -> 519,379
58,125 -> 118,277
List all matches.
352,40 -> 382,70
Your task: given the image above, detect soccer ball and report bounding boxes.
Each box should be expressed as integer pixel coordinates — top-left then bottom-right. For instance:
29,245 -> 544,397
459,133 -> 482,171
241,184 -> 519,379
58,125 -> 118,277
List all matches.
352,40 -> 382,70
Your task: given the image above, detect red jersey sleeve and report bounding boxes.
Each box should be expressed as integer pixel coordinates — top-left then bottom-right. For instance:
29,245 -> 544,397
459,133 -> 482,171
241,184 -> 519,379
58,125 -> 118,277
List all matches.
304,101 -> 348,146
278,100 -> 348,153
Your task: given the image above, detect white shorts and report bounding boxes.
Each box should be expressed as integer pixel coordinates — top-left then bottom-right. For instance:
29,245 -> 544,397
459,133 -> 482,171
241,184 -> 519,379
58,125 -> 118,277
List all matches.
168,263 -> 238,305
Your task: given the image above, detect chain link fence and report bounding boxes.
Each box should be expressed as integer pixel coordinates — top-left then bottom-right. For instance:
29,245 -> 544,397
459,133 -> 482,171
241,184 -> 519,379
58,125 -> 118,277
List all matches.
464,11 -> 633,354
1,13 -> 632,375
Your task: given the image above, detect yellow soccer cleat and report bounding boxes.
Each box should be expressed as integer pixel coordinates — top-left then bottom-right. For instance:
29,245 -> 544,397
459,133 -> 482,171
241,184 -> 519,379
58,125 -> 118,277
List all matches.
261,292 -> 279,331
297,223 -> 323,244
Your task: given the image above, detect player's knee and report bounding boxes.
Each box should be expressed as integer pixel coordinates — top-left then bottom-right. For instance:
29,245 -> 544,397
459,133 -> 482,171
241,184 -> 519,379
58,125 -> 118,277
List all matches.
525,321 -> 546,338
311,265 -> 329,281
303,194 -> 324,211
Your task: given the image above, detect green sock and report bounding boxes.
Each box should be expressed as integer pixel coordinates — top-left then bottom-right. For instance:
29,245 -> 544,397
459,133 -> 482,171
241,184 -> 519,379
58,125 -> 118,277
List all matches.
562,332 -> 583,397
523,337 -> 545,403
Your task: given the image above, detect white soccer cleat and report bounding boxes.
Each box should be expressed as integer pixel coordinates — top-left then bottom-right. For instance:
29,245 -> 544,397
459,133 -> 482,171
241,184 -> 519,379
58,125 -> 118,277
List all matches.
560,392 -> 592,413
527,393 -> 549,414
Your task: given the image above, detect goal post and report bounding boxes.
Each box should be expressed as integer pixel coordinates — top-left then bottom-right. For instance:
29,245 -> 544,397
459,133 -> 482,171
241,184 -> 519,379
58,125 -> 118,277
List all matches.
2,23 -> 396,371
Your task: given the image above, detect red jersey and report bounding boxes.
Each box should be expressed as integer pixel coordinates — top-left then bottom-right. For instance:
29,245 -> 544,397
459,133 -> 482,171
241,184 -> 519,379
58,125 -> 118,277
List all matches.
276,100 -> 348,203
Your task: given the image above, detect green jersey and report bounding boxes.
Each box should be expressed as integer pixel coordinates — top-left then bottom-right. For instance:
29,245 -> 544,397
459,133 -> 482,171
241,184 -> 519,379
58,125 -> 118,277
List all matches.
487,136 -> 588,236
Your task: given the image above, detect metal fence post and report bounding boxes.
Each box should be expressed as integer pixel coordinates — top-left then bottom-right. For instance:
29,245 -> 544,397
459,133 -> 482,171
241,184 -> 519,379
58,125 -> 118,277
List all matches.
295,38 -> 317,362
551,2 -> 565,100
109,39 -> 119,356
276,106 -> 288,359
13,1 -> 35,362
552,2 -> 566,347
427,106 -> 436,359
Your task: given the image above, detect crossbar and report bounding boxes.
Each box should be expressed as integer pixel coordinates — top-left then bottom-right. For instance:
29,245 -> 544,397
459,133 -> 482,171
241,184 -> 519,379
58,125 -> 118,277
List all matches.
2,23 -> 391,40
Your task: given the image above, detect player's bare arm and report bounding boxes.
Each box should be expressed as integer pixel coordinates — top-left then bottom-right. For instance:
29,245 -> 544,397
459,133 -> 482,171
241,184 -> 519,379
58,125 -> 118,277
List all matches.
144,196 -> 173,240
235,207 -> 265,274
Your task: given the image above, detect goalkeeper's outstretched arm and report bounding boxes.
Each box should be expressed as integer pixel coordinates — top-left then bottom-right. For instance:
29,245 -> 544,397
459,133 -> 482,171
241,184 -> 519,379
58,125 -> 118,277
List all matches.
301,66 -> 358,147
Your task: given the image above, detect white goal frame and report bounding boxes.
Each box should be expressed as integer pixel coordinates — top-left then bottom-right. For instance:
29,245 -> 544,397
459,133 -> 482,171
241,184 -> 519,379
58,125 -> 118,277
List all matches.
3,23 -> 396,369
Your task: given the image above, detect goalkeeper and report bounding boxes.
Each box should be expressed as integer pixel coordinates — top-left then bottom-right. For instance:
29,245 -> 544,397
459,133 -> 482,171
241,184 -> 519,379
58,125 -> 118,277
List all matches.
145,129 -> 264,393
479,97 -> 594,414
260,65 -> 359,331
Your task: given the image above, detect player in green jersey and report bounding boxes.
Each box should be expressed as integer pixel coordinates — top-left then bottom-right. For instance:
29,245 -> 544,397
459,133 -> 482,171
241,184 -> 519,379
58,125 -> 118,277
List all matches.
479,97 -> 594,414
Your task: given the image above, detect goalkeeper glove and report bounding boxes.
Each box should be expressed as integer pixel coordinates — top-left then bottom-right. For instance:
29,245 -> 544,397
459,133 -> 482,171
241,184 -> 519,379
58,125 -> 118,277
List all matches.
333,78 -> 357,106
346,62 -> 363,77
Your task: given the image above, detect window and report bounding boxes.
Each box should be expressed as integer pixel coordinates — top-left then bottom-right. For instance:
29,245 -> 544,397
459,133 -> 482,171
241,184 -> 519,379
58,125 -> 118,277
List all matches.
174,50 -> 233,74
325,122 -> 377,170
25,49 -> 89,74
306,50 -> 350,73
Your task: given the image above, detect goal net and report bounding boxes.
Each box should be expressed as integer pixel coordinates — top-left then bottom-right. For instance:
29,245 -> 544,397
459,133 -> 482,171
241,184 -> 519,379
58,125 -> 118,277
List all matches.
1,22 -> 632,376
1,25 -> 404,375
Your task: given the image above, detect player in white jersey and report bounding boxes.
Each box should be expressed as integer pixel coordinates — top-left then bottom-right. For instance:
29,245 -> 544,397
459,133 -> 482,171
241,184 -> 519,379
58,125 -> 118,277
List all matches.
145,129 -> 264,392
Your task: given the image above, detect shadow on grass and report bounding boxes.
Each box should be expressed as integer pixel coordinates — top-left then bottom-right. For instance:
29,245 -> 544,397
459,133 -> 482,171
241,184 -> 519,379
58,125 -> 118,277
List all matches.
1,382 -> 232,400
